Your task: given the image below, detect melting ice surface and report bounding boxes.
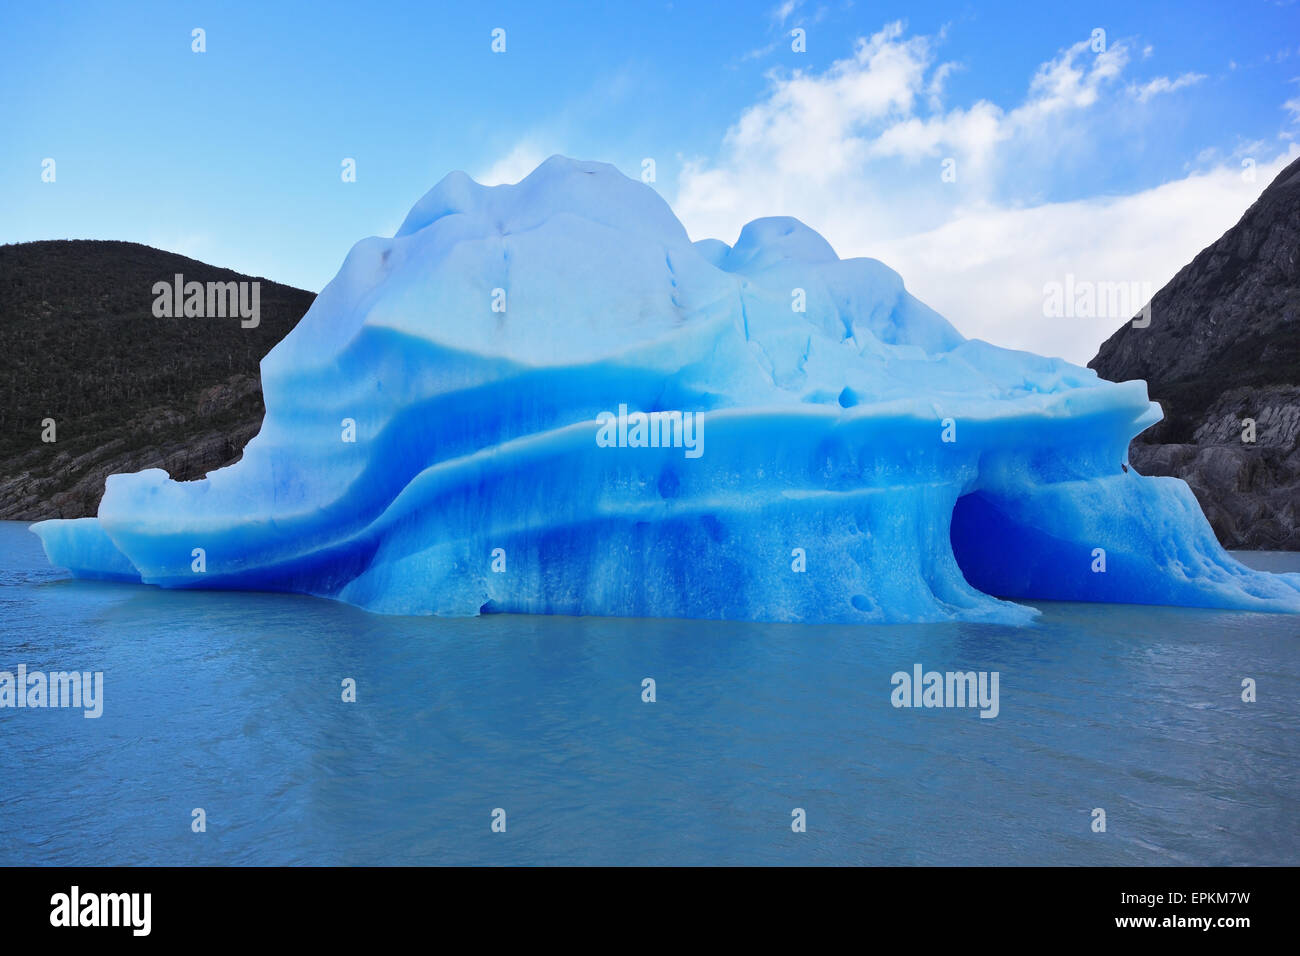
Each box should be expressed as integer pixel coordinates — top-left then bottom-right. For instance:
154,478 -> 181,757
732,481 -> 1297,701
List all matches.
31,157 -> 1300,624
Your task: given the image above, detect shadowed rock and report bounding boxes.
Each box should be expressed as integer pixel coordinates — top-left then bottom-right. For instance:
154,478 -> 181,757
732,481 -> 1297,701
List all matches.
1090,155 -> 1300,549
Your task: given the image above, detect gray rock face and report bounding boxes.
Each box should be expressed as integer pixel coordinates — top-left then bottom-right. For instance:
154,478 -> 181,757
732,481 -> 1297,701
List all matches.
0,384 -> 263,520
1090,156 -> 1300,549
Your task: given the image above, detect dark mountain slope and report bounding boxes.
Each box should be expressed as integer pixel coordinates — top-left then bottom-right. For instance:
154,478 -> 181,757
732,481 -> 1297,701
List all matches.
0,240 -> 314,520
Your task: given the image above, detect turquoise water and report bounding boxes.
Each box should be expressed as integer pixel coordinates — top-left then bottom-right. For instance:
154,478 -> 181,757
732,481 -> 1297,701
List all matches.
1,520 -> 1295,865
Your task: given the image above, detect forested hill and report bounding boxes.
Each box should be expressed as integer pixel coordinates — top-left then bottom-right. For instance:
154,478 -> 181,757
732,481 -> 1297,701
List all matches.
0,240 -> 314,519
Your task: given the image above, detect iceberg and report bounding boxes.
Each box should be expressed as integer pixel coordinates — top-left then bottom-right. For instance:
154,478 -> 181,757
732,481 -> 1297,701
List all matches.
31,156 -> 1300,624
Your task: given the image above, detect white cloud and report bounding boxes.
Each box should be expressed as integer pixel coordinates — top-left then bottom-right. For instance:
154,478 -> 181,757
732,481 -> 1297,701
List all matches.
872,151 -> 1297,363
675,27 -> 1138,246
1129,71 -> 1206,103
1016,37 -> 1129,118
926,60 -> 960,109
738,41 -> 779,63
671,23 -> 1298,364
475,142 -> 551,186
770,0 -> 802,27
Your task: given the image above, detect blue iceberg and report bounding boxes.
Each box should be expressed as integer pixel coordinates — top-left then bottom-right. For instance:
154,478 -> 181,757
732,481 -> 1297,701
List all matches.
31,157 -> 1300,624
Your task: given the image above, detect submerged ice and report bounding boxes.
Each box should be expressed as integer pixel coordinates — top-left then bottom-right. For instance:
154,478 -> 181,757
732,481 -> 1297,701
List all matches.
32,157 -> 1300,623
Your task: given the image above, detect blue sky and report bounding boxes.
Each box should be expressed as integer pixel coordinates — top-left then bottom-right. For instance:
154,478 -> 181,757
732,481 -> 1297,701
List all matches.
2,0 -> 1298,361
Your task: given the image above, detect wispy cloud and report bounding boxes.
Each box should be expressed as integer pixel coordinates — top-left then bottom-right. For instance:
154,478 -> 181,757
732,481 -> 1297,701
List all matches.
1129,71 -> 1206,103
670,22 -> 1297,363
770,0 -> 803,28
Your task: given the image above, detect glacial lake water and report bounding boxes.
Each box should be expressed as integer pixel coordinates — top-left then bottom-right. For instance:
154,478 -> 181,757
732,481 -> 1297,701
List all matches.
1,519 -> 1296,866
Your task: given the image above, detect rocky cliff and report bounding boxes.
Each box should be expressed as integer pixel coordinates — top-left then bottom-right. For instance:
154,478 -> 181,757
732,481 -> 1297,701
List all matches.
1090,155 -> 1300,549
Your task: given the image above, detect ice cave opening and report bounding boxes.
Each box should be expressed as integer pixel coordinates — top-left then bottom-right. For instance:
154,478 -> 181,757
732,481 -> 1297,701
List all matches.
949,491 -> 1020,602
